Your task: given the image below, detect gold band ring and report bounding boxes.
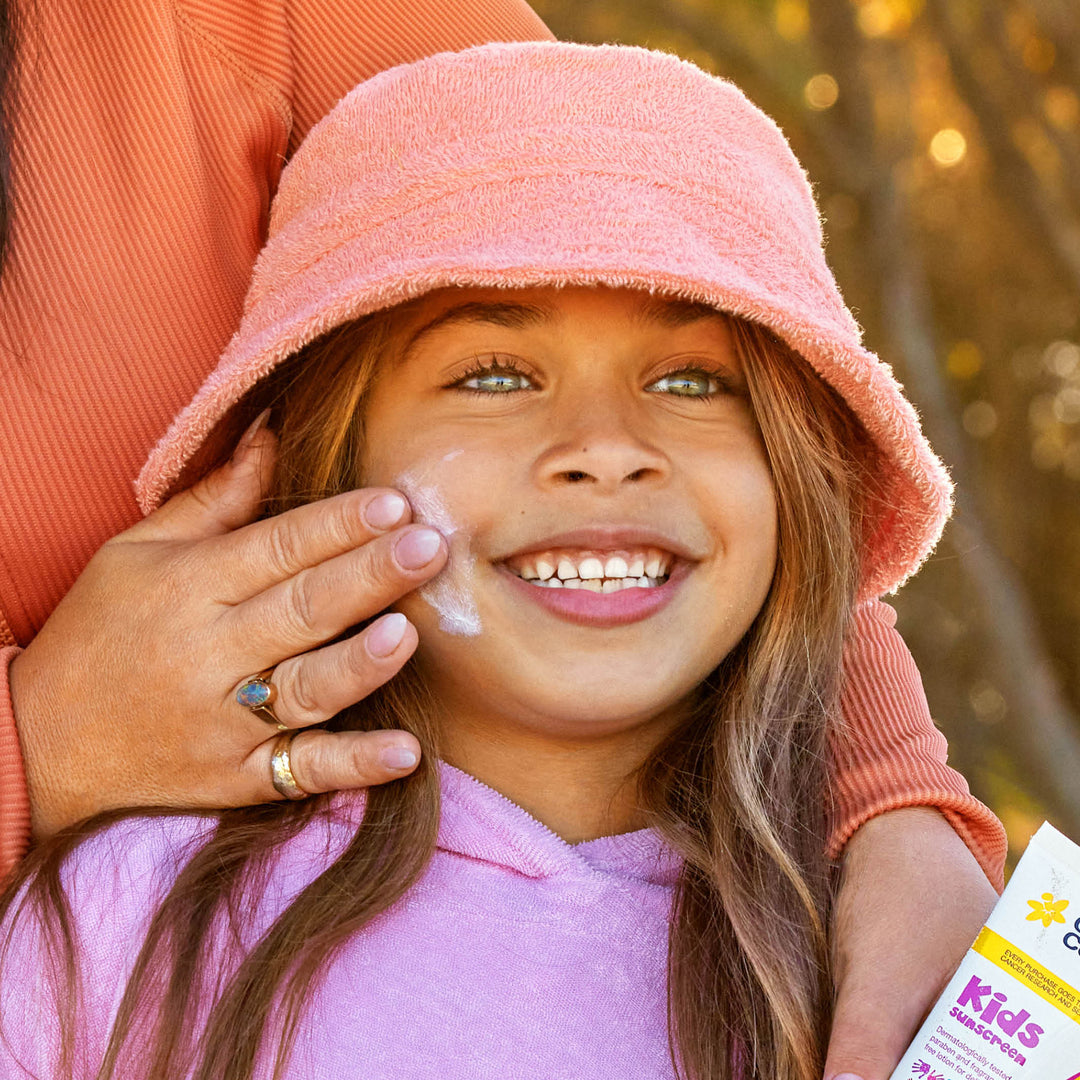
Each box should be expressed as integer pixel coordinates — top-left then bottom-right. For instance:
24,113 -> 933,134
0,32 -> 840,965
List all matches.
270,731 -> 308,800
236,669 -> 288,732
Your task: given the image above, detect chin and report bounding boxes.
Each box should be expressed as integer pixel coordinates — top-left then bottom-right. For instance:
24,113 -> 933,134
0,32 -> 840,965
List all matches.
468,675 -> 700,741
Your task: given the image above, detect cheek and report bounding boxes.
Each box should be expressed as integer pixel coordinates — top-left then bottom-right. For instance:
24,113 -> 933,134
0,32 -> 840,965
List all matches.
385,455 -> 499,639
705,445 -> 778,553
698,451 -> 779,631
391,456 -> 499,537
744,468 -> 780,589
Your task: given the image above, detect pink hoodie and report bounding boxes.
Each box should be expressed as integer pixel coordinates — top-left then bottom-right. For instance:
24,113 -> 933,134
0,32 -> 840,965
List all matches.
0,765 -> 677,1078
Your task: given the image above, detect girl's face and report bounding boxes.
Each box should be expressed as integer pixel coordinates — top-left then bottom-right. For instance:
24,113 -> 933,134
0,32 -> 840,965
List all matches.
362,286 -> 777,742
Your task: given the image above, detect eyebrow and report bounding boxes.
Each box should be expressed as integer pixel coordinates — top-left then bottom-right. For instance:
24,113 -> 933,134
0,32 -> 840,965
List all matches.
632,296 -> 721,328
400,294 -> 722,359
401,301 -> 554,359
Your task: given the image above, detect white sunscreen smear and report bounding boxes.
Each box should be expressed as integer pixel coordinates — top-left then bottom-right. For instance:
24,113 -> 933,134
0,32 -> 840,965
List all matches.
890,821 -> 1080,1080
395,456 -> 481,637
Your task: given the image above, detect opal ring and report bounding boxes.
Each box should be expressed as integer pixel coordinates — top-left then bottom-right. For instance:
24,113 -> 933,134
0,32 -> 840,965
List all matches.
270,731 -> 308,800
235,669 -> 288,732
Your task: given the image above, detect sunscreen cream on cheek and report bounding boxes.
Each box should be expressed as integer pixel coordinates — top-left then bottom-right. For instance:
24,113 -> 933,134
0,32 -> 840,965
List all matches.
889,823 -> 1080,1080
395,464 -> 482,638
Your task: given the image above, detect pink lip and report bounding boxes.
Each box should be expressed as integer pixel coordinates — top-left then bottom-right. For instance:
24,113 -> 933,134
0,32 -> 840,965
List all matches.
498,560 -> 689,628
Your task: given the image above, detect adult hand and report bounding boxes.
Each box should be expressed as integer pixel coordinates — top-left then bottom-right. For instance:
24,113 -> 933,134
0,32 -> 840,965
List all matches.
824,806 -> 999,1080
10,416 -> 447,838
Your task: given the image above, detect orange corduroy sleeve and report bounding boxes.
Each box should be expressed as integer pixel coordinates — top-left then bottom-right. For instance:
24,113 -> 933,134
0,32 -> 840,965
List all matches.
0,648 -> 30,878
831,599 -> 1007,890
275,0 -> 555,151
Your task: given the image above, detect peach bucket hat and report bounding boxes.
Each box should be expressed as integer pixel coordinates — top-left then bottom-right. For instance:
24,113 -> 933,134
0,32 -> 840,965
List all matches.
136,40 -> 952,600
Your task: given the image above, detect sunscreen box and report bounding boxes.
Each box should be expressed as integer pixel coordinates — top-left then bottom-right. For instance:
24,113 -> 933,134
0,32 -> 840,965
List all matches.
889,822 -> 1080,1080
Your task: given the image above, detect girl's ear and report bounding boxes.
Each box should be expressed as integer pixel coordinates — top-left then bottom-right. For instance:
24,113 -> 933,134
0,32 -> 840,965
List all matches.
135,413 -> 278,542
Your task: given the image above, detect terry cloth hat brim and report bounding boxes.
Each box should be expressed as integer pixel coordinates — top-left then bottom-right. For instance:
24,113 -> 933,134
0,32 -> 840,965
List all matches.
136,40 -> 952,600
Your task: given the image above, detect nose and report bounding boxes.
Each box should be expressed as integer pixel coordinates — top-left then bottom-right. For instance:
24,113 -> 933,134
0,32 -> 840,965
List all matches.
534,403 -> 670,493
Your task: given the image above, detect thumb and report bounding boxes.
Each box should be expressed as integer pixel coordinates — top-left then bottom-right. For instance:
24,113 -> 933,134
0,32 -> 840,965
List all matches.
823,975 -> 916,1080
137,410 -> 278,541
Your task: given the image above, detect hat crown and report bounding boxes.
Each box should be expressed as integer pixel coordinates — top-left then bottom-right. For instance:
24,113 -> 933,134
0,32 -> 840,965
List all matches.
251,42 -> 849,332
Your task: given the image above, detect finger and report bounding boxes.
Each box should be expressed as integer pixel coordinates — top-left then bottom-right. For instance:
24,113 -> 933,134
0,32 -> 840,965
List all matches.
249,613 -> 418,729
209,486 -> 415,599
228,525 -> 447,660
134,412 -> 279,542
248,728 -> 423,800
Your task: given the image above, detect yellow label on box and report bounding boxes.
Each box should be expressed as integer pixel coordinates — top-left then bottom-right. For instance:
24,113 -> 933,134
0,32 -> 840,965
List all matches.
974,925 -> 1080,1024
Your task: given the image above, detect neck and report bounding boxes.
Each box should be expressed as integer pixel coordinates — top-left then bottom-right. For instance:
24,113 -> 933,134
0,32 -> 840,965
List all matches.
438,709 -> 683,844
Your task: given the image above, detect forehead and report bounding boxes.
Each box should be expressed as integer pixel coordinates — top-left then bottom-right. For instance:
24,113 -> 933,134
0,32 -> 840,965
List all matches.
390,286 -> 728,356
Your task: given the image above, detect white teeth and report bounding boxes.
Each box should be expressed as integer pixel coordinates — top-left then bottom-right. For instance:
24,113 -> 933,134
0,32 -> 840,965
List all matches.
526,574 -> 663,591
604,555 -> 628,578
579,557 -> 604,580
512,549 -> 673,585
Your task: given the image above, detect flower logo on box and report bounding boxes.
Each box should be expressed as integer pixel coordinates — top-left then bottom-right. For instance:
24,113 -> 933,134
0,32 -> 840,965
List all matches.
1026,892 -> 1070,927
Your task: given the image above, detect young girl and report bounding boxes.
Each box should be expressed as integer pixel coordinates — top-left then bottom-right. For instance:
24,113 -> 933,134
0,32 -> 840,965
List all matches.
0,41 -> 996,1080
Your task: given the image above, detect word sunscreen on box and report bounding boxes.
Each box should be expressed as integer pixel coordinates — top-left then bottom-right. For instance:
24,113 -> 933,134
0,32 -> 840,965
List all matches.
889,822 -> 1080,1080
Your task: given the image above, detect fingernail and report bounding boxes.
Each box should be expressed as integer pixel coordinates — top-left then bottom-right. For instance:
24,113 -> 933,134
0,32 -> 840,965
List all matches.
364,492 -> 408,531
231,408 -> 271,465
394,527 -> 442,570
830,1074 -> 865,1080
366,613 -> 408,657
380,745 -> 419,771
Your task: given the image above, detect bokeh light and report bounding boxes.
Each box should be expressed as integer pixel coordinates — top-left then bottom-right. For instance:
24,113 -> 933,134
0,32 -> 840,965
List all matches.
1022,36 -> 1056,74
804,73 -> 839,110
1044,340 -> 1080,378
947,340 -> 983,379
1053,387 -> 1080,424
929,127 -> 968,167
852,0 -> 920,38
970,681 -> 1008,724
774,0 -> 809,42
1044,87 -> 1079,131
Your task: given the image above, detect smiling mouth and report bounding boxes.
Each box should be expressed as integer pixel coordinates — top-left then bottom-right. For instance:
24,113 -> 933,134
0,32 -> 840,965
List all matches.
502,548 -> 674,591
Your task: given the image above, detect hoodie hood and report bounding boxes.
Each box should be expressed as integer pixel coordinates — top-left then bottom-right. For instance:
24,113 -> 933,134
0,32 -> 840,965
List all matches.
136,40 -> 952,600
432,764 -> 680,889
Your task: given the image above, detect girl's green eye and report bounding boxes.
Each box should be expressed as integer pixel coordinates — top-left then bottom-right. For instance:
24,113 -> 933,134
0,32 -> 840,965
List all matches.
647,370 -> 723,397
455,364 -> 535,393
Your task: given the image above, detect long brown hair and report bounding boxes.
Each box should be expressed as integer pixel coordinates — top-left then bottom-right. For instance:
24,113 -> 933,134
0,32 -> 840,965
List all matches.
0,302 -> 873,1080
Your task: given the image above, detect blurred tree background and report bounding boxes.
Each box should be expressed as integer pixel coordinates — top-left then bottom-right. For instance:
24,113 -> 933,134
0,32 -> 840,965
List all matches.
532,0 -> 1080,856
